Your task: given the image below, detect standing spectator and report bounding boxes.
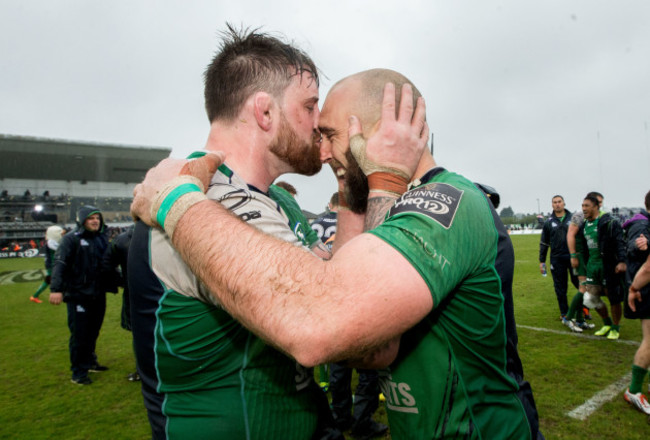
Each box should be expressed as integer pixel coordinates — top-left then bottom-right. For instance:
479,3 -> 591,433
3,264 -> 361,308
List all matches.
101,225 -> 139,381
539,195 -> 580,322
580,194 -> 627,340
623,190 -> 650,414
30,225 -> 64,303
49,206 -> 110,385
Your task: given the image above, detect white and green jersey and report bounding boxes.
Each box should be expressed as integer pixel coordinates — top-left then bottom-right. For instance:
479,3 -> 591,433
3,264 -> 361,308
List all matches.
132,161 -> 319,439
369,168 -> 531,439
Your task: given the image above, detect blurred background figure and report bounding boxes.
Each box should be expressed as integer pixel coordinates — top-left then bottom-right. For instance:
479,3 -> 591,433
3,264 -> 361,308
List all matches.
29,225 -> 65,304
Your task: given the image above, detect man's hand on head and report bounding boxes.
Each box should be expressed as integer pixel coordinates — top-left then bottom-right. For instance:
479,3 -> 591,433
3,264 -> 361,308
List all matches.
348,83 -> 429,182
130,152 -> 225,227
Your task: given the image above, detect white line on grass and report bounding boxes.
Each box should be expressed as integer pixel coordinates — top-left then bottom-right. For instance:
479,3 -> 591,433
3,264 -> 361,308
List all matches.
517,324 -> 640,346
566,373 -> 632,420
517,324 -> 639,421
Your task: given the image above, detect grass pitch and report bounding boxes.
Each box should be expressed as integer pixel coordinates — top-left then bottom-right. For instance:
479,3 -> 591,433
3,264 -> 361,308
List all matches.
0,235 -> 648,439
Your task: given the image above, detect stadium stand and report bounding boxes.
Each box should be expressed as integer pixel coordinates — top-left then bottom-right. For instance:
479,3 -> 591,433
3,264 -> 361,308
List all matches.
0,134 -> 170,248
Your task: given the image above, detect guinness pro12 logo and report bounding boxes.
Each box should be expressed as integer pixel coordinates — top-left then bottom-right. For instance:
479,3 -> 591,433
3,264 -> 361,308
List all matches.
389,183 -> 463,229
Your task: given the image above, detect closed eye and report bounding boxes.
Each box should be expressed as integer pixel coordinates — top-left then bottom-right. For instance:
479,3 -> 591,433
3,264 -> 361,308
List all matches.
318,126 -> 338,141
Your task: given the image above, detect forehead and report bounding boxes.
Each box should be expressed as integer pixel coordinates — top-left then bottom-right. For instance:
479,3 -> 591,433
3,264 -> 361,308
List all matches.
552,197 -> 563,202
319,82 -> 357,130
282,72 -> 319,102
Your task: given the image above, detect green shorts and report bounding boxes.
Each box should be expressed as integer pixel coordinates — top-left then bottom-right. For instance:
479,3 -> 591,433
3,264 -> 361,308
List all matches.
572,254 -> 587,278
585,261 -> 604,286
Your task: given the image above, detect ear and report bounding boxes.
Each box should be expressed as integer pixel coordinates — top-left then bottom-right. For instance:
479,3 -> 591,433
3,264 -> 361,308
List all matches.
253,92 -> 274,132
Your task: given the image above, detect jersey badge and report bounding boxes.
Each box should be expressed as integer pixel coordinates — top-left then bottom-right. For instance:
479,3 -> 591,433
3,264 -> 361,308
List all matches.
389,183 -> 463,229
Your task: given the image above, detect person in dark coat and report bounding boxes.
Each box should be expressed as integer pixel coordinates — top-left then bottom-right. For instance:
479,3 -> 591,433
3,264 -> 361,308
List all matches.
50,206 -> 110,385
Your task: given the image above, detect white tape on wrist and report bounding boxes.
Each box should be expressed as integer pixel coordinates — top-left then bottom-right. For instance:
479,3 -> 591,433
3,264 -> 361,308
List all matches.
150,175 -> 207,239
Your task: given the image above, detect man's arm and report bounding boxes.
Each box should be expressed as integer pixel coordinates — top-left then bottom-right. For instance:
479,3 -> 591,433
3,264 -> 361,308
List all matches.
173,201 -> 432,367
567,223 -> 580,269
309,241 -> 333,260
131,82 -> 431,366
170,138 -> 427,367
628,252 -> 650,312
628,232 -> 649,261
345,194 -> 405,367
539,222 -> 549,272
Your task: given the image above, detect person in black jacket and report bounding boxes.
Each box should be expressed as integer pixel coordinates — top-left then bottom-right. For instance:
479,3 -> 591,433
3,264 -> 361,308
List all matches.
101,226 -> 139,381
539,195 -> 581,324
50,206 -> 110,385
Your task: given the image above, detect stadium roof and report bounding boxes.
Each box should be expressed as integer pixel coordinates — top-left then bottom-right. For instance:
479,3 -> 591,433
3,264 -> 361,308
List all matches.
0,134 -> 171,184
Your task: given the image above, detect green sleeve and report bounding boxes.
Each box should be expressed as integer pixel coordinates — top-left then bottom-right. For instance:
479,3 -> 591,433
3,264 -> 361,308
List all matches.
268,185 -> 320,248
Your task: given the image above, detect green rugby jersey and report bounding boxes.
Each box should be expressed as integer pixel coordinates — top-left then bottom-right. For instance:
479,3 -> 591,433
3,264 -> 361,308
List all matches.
584,217 -> 602,263
146,161 -> 319,439
369,169 -> 531,439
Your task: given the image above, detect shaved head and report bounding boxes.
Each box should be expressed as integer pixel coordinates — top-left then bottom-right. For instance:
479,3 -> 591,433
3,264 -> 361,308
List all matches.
330,68 -> 422,136
319,69 -> 423,214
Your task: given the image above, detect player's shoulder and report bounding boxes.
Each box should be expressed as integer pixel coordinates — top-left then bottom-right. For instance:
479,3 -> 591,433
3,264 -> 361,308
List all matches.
387,168 -> 486,230
570,210 -> 584,224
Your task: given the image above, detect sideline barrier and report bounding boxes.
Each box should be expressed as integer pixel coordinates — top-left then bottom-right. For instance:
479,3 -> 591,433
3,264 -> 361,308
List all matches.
508,229 -> 542,235
0,249 -> 41,259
